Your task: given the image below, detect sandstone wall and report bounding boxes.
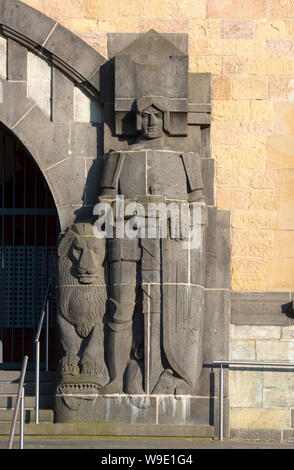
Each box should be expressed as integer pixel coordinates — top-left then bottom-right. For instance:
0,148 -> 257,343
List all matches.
230,324 -> 294,441
19,0 -> 294,293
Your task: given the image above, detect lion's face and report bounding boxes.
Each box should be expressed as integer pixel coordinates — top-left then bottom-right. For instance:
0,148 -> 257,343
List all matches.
64,224 -> 104,285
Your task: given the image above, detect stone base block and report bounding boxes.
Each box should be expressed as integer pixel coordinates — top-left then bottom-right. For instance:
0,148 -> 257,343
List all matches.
55,394 -> 157,424
230,428 -> 282,442
54,393 -> 227,437
1,422 -> 214,439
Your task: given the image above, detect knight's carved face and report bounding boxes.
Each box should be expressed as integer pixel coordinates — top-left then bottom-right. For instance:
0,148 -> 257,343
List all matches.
70,235 -> 102,284
141,105 -> 164,140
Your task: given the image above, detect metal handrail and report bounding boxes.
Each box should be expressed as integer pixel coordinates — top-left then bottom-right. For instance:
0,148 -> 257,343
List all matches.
34,279 -> 51,425
213,359 -> 294,441
8,355 -> 28,449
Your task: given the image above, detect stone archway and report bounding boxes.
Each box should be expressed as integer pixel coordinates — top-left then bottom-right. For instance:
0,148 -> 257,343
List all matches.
0,0 -> 106,231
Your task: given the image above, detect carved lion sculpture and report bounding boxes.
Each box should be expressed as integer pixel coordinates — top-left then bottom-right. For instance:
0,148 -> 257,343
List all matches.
56,223 -> 109,391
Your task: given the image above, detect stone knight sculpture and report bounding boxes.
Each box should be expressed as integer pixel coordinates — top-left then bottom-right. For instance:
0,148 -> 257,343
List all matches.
98,30 -> 207,396
55,31 -> 230,431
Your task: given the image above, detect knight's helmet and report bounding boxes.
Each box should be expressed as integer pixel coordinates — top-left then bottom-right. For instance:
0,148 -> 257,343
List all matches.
114,30 -> 189,137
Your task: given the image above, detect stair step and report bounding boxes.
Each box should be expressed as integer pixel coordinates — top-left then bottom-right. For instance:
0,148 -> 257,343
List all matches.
0,409 -> 53,423
0,395 -> 54,409
0,371 -> 56,383
0,422 -> 214,438
0,382 -> 55,394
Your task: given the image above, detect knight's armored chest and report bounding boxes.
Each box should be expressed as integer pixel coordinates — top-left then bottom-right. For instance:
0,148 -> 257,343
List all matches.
102,149 -> 193,200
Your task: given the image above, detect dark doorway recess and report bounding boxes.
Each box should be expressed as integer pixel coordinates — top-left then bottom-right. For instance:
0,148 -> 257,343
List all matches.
0,123 -> 59,369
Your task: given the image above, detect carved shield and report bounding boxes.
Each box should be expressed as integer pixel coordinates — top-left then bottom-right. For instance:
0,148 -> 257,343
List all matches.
161,238 -> 204,391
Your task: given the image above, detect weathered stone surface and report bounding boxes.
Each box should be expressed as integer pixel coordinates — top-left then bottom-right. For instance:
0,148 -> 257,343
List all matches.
58,206 -> 95,232
213,144 -> 266,170
216,189 -> 249,210
266,39 -> 294,57
7,38 -> 26,81
231,325 -> 281,341
0,0 -> 56,46
200,159 -> 214,205
199,290 -> 230,397
205,208 -> 230,289
291,409 -> 294,428
263,388 -> 294,408
282,326 -> 294,340
282,430 -> 294,442
249,57 -> 294,75
19,420 -> 214,438
255,20 -> 286,39
12,105 -> 71,170
204,290 -> 230,363
275,102 -> 294,135
232,211 -> 277,230
251,101 -> 275,122
230,408 -> 290,430
70,123 -> 100,158
230,341 -> 256,361
0,35 -> 6,79
220,45 -> 245,66
278,201 -> 294,230
212,75 -> 231,100
55,395 -> 157,424
212,100 -> 251,121
232,76 -> 268,99
212,121 -> 241,145
237,167 -> 277,189
44,23 -> 105,81
52,67 -> 74,122
266,259 -> 294,292
232,257 -> 265,275
249,189 -> 278,211
231,292 -> 293,326
230,428 -> 282,441
232,230 -> 273,258
188,73 -> 211,104
108,32 -> 188,59
27,52 -> 51,117
231,273 -> 265,292
157,396 -> 228,438
263,369 -> 294,389
45,158 -> 86,208
0,81 -> 34,129
256,340 -> 294,361
221,20 -> 254,39
268,76 -> 294,100
84,158 -> 103,206
278,169 -> 294,205
207,0 -> 267,18
267,135 -> 294,169
190,57 -> 222,74
85,0 -> 167,20
74,87 -> 102,124
230,369 -> 263,408
269,0 -> 294,18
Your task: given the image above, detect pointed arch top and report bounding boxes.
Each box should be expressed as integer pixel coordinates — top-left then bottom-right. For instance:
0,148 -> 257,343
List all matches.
0,0 -> 106,96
